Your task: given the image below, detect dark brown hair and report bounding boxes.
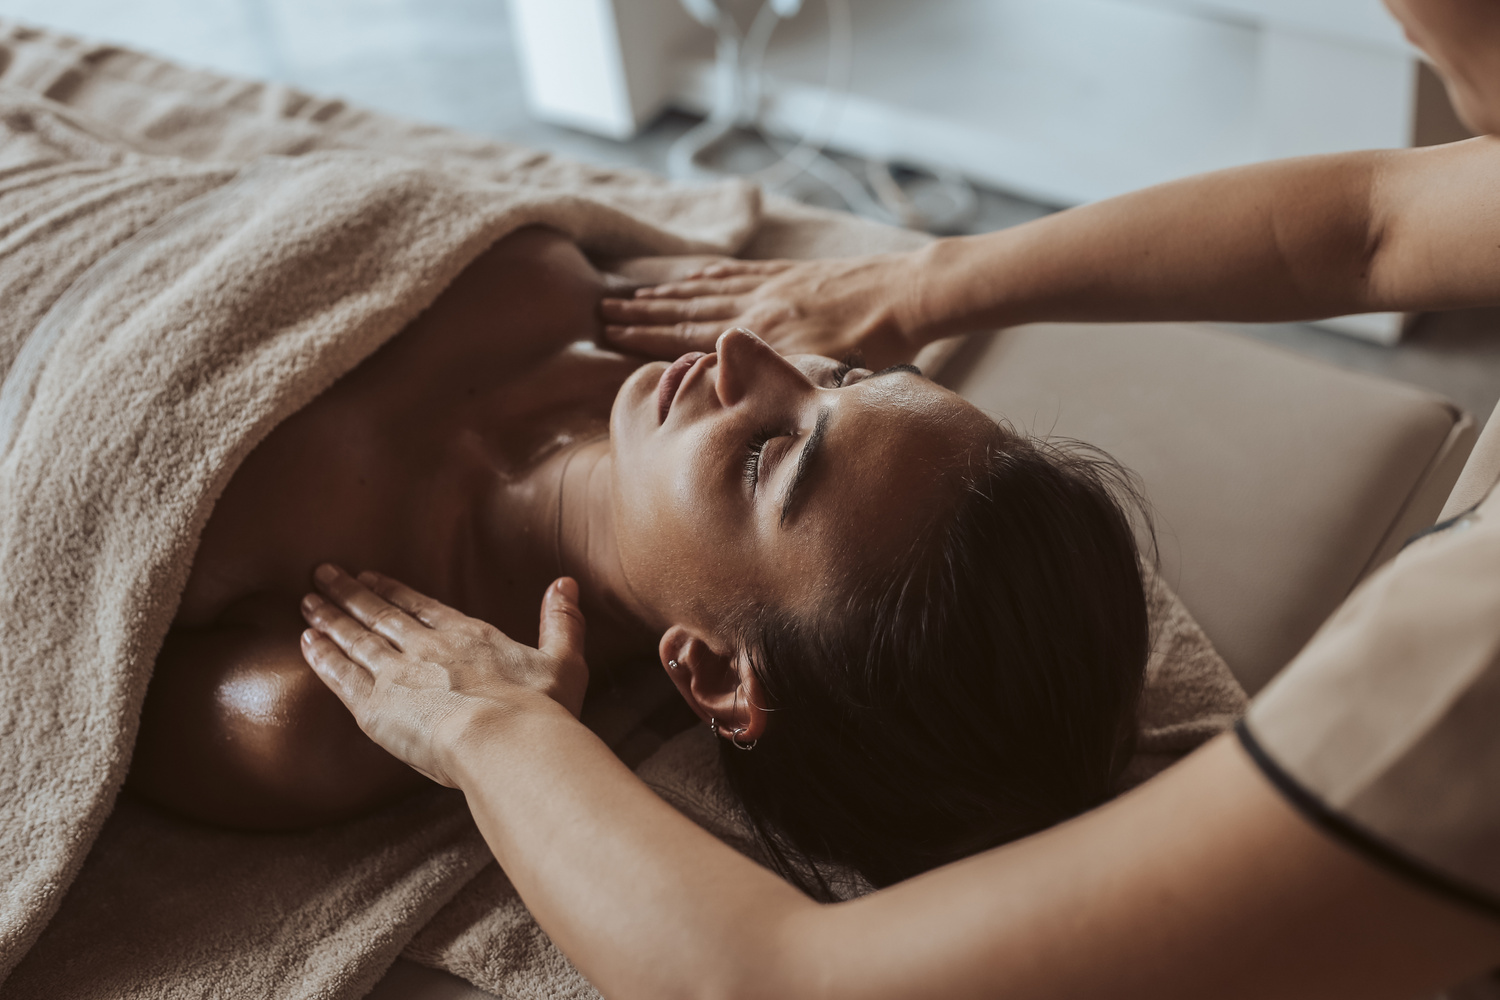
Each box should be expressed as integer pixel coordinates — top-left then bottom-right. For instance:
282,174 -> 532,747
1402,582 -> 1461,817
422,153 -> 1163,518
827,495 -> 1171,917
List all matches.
724,427 -> 1150,897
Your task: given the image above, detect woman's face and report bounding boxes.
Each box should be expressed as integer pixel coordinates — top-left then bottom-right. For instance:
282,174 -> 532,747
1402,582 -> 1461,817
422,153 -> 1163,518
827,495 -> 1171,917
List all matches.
1384,0 -> 1500,134
608,329 -> 994,647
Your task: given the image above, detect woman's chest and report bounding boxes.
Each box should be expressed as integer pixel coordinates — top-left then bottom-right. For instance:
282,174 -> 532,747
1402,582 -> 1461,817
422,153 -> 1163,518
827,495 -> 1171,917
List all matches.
178,342 -> 631,627
177,229 -> 635,626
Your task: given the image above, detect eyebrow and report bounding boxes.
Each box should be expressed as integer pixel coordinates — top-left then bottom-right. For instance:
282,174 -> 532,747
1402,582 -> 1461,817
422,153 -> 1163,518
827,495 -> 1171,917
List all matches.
777,364 -> 923,527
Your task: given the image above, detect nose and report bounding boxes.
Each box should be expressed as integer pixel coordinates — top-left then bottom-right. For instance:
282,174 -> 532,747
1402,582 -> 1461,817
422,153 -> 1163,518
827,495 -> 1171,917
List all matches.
714,328 -> 808,407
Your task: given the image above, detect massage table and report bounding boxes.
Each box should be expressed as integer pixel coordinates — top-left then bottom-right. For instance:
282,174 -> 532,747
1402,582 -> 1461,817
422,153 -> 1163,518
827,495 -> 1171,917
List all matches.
368,332 -> 1480,1000
0,19 -> 1480,1000
393,167 -> 1484,1000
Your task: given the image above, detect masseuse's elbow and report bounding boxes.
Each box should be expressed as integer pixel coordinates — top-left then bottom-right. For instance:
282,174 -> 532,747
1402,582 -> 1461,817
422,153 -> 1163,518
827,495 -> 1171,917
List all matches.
688,909 -> 831,1000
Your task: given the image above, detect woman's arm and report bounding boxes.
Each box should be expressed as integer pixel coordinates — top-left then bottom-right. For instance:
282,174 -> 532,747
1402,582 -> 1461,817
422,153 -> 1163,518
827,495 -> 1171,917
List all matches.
601,138 -> 1500,365
301,567 -> 1500,1000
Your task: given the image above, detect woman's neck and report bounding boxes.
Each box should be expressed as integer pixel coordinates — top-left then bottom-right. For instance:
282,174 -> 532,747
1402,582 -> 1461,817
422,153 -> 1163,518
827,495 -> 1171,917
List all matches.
503,436 -> 659,671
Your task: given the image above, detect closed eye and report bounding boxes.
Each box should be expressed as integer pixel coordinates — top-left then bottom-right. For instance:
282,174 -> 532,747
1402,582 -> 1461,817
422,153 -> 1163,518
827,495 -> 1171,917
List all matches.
745,361 -> 848,489
744,427 -> 785,491
747,359 -> 921,496
831,352 -> 863,387
829,355 -> 921,389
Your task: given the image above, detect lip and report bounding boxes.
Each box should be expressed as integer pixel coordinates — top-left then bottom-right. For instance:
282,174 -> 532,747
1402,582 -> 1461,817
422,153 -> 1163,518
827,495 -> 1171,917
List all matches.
657,351 -> 707,424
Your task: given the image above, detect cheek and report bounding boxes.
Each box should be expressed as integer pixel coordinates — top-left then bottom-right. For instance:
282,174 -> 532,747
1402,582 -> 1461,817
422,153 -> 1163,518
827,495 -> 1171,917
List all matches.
612,426 -> 737,603
614,424 -> 718,526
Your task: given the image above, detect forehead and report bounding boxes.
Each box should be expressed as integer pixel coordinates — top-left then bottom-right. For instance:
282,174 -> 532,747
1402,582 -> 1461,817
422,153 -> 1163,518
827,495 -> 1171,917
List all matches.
774,374 -> 990,600
829,374 -> 980,487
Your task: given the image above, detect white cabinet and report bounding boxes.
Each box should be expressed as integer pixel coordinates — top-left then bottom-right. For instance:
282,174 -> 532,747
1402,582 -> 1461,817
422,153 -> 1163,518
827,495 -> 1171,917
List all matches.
507,0 -> 701,139
509,0 -> 1469,342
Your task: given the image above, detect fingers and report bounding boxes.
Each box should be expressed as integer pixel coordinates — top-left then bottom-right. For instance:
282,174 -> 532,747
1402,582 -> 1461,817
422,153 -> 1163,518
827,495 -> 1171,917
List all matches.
601,322 -> 731,358
538,578 -> 589,718
538,577 -> 587,665
312,563 -> 416,648
600,295 -> 743,325
684,259 -> 795,280
301,627 -> 375,708
633,276 -> 767,299
600,293 -> 766,359
302,589 -> 401,674
356,569 -> 463,630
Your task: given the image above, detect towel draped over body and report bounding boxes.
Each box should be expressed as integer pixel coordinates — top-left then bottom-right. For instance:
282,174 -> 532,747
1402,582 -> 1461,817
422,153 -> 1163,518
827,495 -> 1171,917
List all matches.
0,23 -> 1246,999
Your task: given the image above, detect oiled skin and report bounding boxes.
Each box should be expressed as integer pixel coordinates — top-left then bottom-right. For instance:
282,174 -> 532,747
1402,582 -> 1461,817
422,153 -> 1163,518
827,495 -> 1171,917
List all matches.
128,228 -> 701,829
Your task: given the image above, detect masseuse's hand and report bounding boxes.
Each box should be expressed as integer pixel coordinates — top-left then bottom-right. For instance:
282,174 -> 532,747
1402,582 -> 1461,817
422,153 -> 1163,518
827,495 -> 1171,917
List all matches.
299,565 -> 588,788
600,254 -> 925,369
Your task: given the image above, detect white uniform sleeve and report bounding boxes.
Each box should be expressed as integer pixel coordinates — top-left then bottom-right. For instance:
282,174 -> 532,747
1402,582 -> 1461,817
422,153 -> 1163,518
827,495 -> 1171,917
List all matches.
1241,490 -> 1500,918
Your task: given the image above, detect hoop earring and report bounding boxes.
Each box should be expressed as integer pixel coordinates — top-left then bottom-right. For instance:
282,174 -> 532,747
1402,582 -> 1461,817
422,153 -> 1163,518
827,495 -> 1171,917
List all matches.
728,686 -> 757,749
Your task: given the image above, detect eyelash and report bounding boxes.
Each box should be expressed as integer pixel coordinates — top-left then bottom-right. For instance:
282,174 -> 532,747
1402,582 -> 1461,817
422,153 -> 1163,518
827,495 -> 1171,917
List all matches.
743,362 -> 855,491
744,428 -> 777,491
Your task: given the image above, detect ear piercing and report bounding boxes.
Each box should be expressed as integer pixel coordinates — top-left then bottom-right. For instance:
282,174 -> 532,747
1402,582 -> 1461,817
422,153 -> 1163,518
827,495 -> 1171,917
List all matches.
707,716 -> 758,750
671,666 -> 752,747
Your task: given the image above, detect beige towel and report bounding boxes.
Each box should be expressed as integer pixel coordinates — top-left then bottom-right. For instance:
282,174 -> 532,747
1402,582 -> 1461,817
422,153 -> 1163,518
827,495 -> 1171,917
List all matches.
0,22 -> 1244,999
0,78 -> 758,1000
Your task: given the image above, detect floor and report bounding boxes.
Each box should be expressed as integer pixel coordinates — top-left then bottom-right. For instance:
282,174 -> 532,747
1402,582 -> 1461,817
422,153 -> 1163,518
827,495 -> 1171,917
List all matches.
4,0 -> 1499,422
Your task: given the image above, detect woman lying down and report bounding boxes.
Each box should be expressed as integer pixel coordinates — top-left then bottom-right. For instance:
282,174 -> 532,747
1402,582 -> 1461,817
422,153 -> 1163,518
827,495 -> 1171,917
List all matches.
293,0 -> 1500,989
128,224 -> 1151,893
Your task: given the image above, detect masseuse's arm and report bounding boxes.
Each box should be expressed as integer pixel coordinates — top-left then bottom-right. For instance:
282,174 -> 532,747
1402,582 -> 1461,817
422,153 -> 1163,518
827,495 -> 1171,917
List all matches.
601,137 -> 1500,366
300,565 -> 1500,1000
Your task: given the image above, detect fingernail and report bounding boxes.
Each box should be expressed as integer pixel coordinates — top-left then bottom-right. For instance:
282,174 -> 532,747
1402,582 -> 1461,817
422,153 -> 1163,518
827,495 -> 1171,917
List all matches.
357,570 -> 378,586
302,593 -> 324,614
315,563 -> 338,584
301,628 -> 318,645
554,577 -> 579,602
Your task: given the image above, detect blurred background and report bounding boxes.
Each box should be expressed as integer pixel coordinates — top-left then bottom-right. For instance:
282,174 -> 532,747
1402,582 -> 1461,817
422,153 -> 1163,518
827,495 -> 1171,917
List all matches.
4,0 -> 1499,420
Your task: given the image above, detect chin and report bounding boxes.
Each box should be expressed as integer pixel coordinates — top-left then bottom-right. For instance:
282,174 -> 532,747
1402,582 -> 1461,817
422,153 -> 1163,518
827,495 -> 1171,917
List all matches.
609,360 -> 668,458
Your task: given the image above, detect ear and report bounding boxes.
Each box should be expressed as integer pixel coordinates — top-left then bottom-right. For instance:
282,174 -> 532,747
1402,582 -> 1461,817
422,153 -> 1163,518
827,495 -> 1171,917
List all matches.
659,625 -> 769,744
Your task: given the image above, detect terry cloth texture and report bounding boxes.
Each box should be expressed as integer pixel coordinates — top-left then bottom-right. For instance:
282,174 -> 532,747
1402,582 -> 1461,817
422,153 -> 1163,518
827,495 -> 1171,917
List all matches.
0,21 -> 1245,999
0,54 -> 760,1000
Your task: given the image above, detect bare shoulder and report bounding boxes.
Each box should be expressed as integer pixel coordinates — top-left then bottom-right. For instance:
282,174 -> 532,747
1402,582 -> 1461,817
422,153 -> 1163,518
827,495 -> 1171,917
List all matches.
129,593 -> 427,830
136,226 -> 649,828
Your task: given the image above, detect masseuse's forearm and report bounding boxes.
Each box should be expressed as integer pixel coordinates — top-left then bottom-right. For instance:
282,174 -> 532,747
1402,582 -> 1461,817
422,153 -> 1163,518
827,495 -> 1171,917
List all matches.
612,141 -> 1500,360
450,702 -> 815,1000
453,711 -> 1500,1000
898,152 -> 1390,342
